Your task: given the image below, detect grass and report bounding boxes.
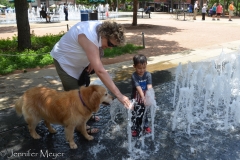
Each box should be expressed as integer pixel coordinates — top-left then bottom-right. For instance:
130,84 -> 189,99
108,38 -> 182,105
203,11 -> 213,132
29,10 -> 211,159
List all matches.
0,33 -> 143,75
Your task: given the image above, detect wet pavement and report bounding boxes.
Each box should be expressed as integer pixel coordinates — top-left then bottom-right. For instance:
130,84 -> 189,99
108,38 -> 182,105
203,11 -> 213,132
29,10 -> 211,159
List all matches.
0,69 -> 173,160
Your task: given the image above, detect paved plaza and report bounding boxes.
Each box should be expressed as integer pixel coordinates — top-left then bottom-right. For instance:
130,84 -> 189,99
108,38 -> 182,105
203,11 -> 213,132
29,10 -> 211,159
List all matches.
0,12 -> 240,160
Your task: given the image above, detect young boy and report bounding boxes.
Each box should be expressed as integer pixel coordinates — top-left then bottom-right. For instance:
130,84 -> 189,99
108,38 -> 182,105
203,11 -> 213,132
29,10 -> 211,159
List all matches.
131,54 -> 152,137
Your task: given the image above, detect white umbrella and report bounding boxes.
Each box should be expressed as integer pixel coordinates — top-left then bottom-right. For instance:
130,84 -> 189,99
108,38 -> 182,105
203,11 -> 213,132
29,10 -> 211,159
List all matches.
49,4 -> 56,8
0,4 -> 6,8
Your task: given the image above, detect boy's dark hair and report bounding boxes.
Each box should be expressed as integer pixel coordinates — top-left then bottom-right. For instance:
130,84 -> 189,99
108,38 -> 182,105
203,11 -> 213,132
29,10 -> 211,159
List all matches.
133,54 -> 147,66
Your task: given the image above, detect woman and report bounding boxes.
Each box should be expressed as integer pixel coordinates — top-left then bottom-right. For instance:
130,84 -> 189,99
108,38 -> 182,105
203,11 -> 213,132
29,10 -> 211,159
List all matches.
50,21 -> 131,133
216,3 -> 223,20
211,3 -> 217,20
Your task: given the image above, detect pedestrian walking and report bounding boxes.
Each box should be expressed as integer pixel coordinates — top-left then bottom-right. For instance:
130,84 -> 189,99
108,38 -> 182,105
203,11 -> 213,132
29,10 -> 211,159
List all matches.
228,1 -> 235,21
202,4 -> 207,20
216,3 -> 223,20
212,3 -> 217,20
193,1 -> 199,20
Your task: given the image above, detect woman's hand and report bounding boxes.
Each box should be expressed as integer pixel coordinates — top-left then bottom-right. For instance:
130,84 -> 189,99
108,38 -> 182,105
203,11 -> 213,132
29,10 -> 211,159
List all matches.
86,63 -> 94,74
117,94 -> 131,109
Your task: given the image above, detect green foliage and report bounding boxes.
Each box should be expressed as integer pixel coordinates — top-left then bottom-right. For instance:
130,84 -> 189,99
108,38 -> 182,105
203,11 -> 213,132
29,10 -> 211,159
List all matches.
0,33 -> 143,75
0,32 -> 64,75
127,5 -> 132,10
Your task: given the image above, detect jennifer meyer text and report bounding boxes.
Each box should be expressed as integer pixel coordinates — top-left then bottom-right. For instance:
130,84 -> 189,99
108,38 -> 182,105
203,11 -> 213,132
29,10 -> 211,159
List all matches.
0,149 -> 64,159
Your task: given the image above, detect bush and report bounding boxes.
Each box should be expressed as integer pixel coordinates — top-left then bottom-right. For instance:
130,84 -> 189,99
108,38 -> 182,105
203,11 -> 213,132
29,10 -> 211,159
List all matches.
0,33 -> 143,75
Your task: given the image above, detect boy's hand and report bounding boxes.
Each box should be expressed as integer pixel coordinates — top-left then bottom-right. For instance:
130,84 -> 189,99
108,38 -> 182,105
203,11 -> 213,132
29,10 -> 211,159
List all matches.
142,96 -> 147,106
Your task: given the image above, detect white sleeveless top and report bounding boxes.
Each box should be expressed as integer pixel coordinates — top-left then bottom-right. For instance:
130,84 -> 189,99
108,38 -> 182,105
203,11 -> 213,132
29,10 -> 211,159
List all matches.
50,21 -> 102,79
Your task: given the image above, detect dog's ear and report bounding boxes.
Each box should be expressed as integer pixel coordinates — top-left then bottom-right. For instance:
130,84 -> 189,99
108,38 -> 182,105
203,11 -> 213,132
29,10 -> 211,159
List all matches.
89,91 -> 101,112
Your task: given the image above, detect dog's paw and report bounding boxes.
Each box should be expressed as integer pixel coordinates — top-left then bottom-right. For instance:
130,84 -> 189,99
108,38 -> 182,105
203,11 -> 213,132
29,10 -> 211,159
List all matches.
49,128 -> 57,134
69,143 -> 78,149
86,135 -> 94,140
32,134 -> 41,139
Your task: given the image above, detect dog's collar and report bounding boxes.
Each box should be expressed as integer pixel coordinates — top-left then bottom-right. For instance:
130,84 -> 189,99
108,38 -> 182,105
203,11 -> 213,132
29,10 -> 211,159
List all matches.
78,90 -> 91,112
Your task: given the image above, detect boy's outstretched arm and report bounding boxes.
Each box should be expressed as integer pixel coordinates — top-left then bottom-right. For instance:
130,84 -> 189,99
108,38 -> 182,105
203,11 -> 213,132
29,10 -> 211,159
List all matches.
136,86 -> 146,104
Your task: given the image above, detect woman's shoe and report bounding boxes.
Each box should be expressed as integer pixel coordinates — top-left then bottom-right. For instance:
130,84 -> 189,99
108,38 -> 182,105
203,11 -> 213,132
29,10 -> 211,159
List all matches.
86,126 -> 99,134
89,114 -> 100,122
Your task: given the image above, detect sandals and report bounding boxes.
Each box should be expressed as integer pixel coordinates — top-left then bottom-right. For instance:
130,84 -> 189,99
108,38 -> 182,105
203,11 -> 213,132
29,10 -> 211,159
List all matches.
89,114 -> 100,122
86,127 -> 99,134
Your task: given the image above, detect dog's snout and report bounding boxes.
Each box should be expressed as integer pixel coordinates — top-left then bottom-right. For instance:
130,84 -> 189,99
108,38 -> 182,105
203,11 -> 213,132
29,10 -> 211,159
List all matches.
112,96 -> 116,100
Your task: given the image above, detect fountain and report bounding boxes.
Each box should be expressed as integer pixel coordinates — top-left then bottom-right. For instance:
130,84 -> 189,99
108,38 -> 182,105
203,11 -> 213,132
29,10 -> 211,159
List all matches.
172,49 -> 240,134
0,4 -> 120,24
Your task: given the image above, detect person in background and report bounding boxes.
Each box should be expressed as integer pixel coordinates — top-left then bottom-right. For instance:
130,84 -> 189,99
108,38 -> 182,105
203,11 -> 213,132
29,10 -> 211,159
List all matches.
50,21 -> 131,134
40,7 -> 51,22
145,6 -> 151,14
216,3 -> 223,20
211,3 -> 217,20
193,1 -> 199,20
202,4 -> 207,20
64,3 -> 68,21
131,54 -> 152,137
228,1 -> 235,21
189,4 -> 193,13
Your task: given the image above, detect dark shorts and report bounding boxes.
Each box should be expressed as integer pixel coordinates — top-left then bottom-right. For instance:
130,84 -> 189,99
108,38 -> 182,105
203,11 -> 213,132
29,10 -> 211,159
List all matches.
53,59 -> 79,91
217,13 -> 221,16
212,11 -> 216,15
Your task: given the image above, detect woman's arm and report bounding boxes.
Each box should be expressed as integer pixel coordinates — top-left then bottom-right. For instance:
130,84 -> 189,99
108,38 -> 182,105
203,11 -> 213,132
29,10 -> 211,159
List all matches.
78,34 -> 131,109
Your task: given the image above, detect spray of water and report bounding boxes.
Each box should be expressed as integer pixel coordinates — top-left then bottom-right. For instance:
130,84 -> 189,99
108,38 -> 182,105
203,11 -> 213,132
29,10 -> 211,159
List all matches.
172,50 -> 240,134
109,88 -> 158,154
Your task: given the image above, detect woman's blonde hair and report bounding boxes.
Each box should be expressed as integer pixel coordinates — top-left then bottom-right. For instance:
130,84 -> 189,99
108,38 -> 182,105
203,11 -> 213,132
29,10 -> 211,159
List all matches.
98,21 -> 126,45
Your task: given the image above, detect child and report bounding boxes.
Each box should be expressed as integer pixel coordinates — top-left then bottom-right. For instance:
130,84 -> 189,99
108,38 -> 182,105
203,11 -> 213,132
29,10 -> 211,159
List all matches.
131,54 -> 152,137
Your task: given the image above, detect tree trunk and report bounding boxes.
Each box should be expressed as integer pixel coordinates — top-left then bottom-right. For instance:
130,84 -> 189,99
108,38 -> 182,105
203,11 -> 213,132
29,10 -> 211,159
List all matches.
15,0 -> 31,50
132,0 -> 138,26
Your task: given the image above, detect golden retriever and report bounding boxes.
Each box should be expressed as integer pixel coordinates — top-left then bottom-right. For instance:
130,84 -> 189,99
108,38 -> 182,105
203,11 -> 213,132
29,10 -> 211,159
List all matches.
14,85 -> 113,149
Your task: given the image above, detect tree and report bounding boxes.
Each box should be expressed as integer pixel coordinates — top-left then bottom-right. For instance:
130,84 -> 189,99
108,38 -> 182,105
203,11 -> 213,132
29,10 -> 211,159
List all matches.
15,0 -> 31,50
132,0 -> 138,26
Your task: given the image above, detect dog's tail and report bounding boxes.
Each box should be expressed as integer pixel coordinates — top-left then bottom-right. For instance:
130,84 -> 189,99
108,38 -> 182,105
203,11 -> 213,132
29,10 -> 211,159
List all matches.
15,96 -> 23,116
